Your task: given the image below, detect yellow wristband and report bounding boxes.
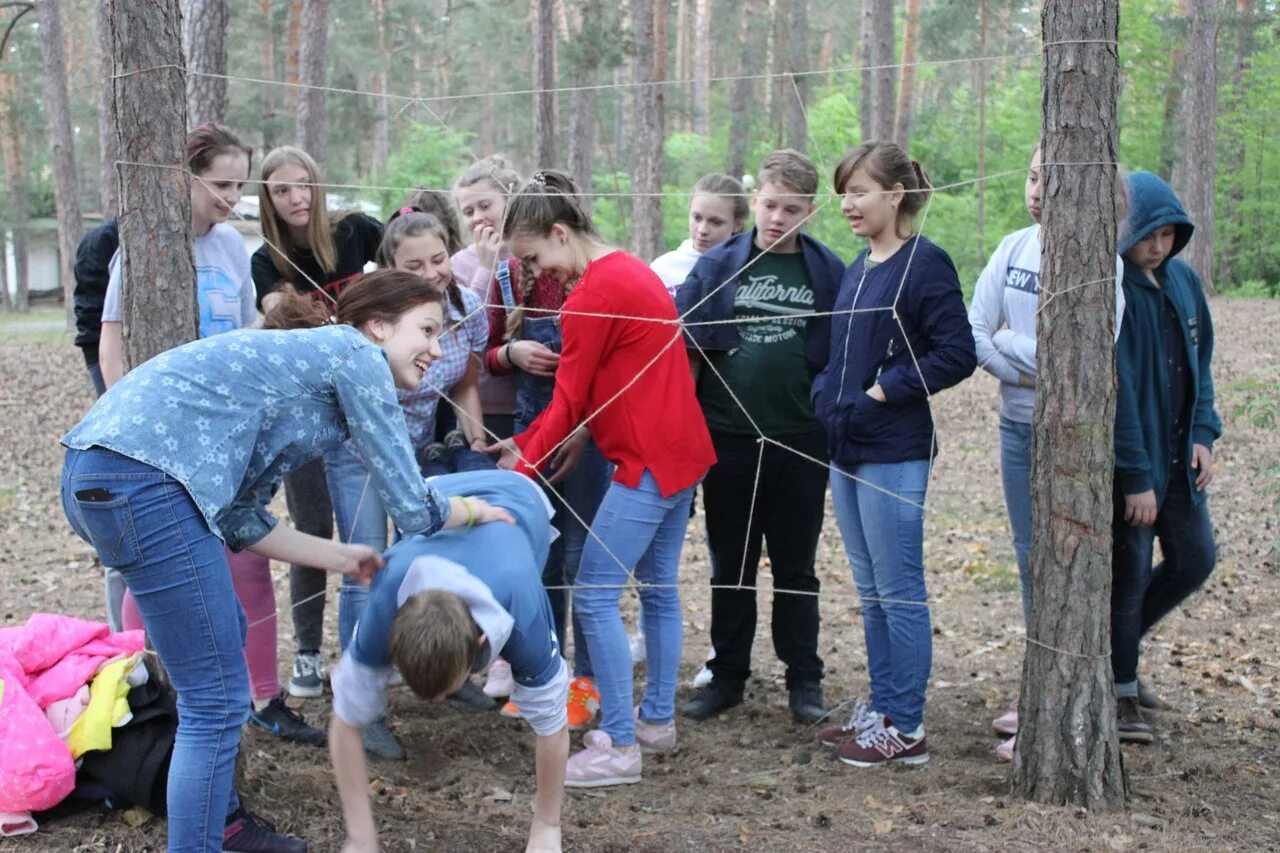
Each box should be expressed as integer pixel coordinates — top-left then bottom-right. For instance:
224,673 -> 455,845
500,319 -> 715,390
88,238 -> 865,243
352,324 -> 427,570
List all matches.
462,498 -> 476,528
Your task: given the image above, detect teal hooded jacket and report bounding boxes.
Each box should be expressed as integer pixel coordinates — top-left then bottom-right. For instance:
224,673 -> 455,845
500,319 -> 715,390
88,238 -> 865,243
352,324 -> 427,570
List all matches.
1115,171 -> 1222,505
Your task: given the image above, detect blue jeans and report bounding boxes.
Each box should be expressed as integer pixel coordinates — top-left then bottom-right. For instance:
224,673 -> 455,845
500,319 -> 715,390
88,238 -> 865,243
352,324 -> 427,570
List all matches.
998,417 -> 1033,625
539,438 -> 611,678
325,444 -> 390,652
62,447 -> 247,852
1111,474 -> 1215,695
830,460 -> 932,732
575,471 -> 694,746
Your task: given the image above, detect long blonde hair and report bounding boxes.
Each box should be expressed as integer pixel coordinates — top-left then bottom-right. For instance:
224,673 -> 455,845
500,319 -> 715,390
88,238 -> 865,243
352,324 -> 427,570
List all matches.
257,146 -> 347,279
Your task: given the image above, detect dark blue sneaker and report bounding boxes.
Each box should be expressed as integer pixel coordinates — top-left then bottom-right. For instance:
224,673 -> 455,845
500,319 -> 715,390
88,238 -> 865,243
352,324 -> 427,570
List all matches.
222,806 -> 307,852
247,696 -> 327,746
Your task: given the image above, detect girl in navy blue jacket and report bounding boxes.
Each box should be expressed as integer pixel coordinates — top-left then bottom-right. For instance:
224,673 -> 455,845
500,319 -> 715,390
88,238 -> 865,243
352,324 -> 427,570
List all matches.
811,142 -> 976,768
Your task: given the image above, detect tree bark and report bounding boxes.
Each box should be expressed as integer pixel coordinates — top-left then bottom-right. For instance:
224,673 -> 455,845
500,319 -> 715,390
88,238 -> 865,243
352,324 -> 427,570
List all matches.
36,0 -> 83,324
976,0 -> 988,265
285,0 -> 302,117
726,1 -> 764,179
111,0 -> 197,370
784,0 -> 810,152
183,0 -> 229,126
1011,0 -> 1126,810
895,0 -> 921,148
370,0 -> 389,176
531,0 -> 557,168
858,0 -> 874,142
691,0 -> 710,136
630,0 -> 664,260
767,0 -> 785,143
870,0 -> 896,142
1222,0 -> 1253,289
567,0 -> 608,204
1169,0 -> 1218,294
258,0 -> 276,150
295,0 -> 330,166
97,0 -> 120,218
0,69 -> 28,312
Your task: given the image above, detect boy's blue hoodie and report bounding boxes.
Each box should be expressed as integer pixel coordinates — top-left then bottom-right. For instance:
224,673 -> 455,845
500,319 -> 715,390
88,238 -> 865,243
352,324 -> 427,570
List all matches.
1115,171 -> 1221,505
810,236 -> 976,466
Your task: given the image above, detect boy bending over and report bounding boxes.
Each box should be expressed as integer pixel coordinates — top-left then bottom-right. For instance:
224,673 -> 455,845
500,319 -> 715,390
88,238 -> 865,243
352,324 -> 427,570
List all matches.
330,470 -> 569,853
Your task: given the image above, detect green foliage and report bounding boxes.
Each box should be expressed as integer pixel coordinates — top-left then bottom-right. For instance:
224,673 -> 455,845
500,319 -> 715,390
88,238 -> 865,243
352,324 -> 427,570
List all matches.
377,123 -> 474,218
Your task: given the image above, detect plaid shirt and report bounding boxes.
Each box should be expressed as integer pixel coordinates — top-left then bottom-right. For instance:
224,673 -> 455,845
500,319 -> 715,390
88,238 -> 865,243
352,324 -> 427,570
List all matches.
398,285 -> 488,449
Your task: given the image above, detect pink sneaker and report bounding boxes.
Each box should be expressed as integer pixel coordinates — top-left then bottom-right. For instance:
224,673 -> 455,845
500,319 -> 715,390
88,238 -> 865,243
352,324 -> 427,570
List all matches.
565,730 -> 642,787
484,659 -> 514,698
633,707 -> 677,753
996,735 -> 1016,763
992,698 -> 1018,736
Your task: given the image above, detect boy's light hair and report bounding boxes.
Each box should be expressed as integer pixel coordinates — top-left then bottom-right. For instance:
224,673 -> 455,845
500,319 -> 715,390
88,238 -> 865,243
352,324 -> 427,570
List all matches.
389,590 -> 481,699
757,148 -> 820,198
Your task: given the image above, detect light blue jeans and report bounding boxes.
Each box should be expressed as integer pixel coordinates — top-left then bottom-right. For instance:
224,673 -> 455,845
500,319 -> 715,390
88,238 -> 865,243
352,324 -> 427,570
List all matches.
324,444 -> 389,652
62,447 -> 246,852
998,417 -> 1034,624
574,471 -> 694,746
830,460 -> 932,732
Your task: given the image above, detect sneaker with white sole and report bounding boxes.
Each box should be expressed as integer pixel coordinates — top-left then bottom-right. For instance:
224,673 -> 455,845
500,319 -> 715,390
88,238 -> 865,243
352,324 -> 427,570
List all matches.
565,730 -> 642,788
288,651 -> 327,699
566,678 -> 601,730
484,658 -> 514,698
992,697 -> 1018,736
634,712 -> 677,754
837,717 -> 929,767
996,734 -> 1016,763
815,697 -> 881,747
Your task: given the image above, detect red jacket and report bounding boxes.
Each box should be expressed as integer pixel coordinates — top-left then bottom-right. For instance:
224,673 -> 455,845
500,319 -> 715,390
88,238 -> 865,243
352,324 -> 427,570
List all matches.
513,251 -> 715,496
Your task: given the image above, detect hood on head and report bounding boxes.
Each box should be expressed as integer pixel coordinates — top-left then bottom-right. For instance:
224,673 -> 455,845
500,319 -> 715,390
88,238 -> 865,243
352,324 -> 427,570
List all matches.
1118,171 -> 1194,260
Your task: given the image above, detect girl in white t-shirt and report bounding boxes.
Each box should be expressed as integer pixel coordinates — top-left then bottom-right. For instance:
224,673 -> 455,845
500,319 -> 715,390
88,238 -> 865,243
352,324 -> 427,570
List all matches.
649,173 -> 749,298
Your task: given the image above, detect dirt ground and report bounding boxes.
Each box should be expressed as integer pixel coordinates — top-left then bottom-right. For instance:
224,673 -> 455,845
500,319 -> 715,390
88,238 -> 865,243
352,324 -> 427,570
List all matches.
1,299 -> 1277,853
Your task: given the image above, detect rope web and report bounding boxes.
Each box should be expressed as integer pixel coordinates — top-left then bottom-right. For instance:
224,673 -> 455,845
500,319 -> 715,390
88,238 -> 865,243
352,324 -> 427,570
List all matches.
113,39 -> 1121,664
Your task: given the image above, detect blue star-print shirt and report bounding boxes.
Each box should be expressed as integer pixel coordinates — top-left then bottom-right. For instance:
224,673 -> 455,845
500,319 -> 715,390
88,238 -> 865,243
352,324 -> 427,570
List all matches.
62,324 -> 452,549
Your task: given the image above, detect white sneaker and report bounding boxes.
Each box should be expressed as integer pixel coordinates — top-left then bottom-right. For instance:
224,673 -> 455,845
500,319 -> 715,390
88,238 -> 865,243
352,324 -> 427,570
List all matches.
565,730 -> 642,787
629,631 -> 646,664
484,658 -> 514,698
288,651 -> 327,699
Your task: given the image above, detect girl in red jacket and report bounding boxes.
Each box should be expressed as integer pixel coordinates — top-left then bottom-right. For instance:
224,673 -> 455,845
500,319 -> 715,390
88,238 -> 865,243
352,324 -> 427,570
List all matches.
492,170 -> 715,788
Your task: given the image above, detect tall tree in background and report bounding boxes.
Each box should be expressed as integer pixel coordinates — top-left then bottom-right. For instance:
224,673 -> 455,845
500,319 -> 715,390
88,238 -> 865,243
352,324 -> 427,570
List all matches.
785,0 -> 810,151
691,0 -> 710,136
531,0 -> 557,168
97,0 -> 119,218
0,68 -> 28,311
567,0 -> 619,203
1222,0 -> 1255,286
183,0 -> 229,126
111,0 -> 197,369
257,0 -> 276,149
870,0 -> 896,141
296,0 -> 329,165
726,1 -> 765,179
858,0 -> 874,142
1169,0 -> 1218,294
630,0 -> 665,259
895,0 -> 921,149
1012,0 -> 1126,810
976,0 -> 988,264
370,0 -> 390,176
285,0 -> 302,117
36,0 -> 83,325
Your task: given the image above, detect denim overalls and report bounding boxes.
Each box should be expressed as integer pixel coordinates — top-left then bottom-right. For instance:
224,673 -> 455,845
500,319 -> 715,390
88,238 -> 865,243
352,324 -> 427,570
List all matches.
498,262 -> 612,675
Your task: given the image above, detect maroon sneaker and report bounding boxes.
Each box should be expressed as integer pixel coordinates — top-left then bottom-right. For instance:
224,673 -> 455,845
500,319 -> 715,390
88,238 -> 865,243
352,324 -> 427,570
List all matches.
223,806 -> 308,852
836,717 -> 929,767
816,698 -> 881,747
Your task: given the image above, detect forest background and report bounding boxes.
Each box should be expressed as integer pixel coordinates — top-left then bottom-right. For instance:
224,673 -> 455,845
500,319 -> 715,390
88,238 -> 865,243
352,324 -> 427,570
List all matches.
1,0 -> 1277,304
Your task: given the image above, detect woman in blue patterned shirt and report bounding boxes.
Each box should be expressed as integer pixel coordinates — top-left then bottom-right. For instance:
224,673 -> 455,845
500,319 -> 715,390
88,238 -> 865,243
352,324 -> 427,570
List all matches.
60,270 -> 512,853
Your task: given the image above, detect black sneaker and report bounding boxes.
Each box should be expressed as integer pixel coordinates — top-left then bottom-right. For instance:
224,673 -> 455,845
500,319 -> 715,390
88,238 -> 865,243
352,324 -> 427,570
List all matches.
681,681 -> 744,721
363,718 -> 406,761
287,651 -> 326,699
446,678 -> 497,712
1117,696 -> 1154,744
248,696 -> 327,746
222,806 -> 307,852
1137,678 -> 1171,711
788,683 -> 828,723
416,441 -> 447,470
443,429 -> 469,452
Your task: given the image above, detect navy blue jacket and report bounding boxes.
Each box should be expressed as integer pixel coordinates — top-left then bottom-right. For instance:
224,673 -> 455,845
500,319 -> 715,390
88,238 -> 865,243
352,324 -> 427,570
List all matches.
1115,172 -> 1221,505
811,236 -> 977,465
675,229 -> 845,376
73,218 -> 119,360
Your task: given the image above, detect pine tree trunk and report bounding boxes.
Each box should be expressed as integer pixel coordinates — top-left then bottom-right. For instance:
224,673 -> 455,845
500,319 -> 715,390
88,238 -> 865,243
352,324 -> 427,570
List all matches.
532,0 -> 557,168
0,225 -> 8,311
1012,0 -> 1126,810
726,3 -> 762,180
976,0 -> 988,265
785,0 -> 810,152
1222,0 -> 1253,289
0,69 -> 28,312
258,0 -> 276,150
1170,0 -> 1218,294
370,0 -> 389,176
98,0 -> 120,218
1160,0 -> 1190,179
111,0 -> 197,370
858,0 -> 874,142
285,0 -> 302,117
567,0 -> 605,203
767,0 -> 784,144
184,0 -> 229,126
630,0 -> 664,260
36,0 -> 83,325
870,0 -> 896,142
691,0 -> 710,136
895,0 -> 921,148
295,0 -> 330,165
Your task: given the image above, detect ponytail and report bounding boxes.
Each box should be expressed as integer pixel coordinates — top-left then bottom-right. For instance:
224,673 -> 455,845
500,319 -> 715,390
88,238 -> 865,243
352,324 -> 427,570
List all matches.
502,170 -> 598,241
833,142 -> 932,234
